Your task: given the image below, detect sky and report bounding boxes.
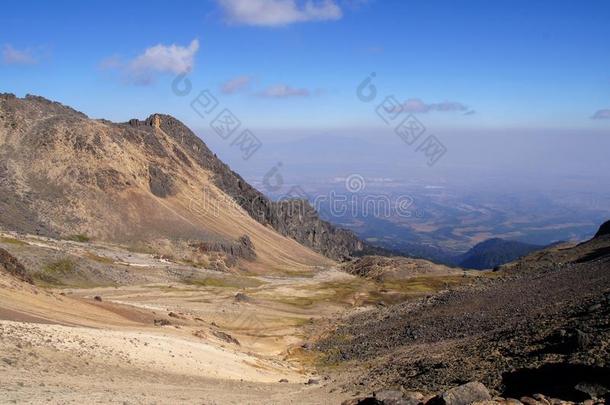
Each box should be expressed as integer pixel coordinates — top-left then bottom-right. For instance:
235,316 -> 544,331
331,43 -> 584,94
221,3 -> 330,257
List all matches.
2,0 -> 610,128
1,0 -> 610,183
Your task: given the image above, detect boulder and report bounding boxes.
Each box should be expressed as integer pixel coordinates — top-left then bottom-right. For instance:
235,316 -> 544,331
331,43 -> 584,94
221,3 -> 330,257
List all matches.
375,389 -> 420,405
342,398 -> 383,405
428,382 -> 492,405
519,397 -> 542,405
234,292 -> 251,302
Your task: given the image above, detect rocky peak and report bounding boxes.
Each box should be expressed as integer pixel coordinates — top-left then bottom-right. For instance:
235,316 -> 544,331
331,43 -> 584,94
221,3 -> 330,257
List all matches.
145,114 -> 162,129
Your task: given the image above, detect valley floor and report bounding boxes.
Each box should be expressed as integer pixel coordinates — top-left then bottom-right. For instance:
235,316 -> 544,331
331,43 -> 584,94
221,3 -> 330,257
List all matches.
0,231 -> 470,404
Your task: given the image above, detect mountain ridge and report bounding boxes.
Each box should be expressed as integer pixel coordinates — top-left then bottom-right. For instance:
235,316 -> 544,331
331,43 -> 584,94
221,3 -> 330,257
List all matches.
0,93 -> 365,269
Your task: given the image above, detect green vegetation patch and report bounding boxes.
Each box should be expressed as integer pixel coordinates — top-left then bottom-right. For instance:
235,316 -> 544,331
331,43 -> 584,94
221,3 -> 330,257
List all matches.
65,234 -> 91,243
183,275 -> 266,289
0,236 -> 27,246
32,258 -> 101,288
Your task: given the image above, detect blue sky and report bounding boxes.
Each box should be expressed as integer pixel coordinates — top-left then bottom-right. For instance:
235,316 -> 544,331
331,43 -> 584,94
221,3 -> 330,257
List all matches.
2,0 -> 610,134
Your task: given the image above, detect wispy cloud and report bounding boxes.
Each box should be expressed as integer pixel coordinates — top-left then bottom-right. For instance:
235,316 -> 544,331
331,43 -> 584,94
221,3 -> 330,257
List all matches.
2,44 -> 37,65
102,39 -> 199,85
591,109 -> 610,120
217,0 -> 342,27
221,75 -> 253,94
397,98 -> 472,114
258,84 -> 310,98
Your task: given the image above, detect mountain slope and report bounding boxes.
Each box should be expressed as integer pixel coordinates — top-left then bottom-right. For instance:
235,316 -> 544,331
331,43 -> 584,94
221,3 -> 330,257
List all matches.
0,93 -> 364,270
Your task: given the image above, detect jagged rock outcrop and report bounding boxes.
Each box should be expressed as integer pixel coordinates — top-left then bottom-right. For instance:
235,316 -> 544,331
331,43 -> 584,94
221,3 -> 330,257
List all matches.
190,235 -> 256,262
270,199 -> 364,260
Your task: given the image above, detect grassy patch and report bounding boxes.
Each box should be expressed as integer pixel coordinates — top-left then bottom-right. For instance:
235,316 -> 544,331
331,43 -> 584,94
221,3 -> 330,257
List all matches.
0,236 -> 27,246
183,276 -> 266,289
32,258 -> 76,286
65,234 -> 91,243
45,258 -> 76,275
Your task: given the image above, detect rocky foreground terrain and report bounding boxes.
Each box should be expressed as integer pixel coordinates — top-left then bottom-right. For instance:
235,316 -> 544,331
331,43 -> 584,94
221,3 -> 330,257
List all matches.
317,223 -> 610,404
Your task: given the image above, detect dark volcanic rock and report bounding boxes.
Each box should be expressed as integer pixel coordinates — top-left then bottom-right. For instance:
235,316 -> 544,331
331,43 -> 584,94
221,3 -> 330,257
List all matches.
0,248 -> 33,284
342,398 -> 384,405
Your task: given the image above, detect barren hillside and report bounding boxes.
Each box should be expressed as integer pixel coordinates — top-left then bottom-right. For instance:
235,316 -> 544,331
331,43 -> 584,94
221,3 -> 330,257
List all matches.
0,94 -> 367,271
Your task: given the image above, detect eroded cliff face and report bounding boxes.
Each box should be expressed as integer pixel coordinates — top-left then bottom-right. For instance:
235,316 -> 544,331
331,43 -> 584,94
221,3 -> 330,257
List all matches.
0,93 -> 364,261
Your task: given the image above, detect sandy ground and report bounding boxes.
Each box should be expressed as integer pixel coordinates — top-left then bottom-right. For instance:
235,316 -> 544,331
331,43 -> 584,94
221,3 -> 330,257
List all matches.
0,319 -> 350,404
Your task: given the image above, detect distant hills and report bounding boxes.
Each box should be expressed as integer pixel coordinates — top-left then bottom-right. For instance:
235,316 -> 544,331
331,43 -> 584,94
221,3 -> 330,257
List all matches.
595,220 -> 610,238
457,238 -> 547,270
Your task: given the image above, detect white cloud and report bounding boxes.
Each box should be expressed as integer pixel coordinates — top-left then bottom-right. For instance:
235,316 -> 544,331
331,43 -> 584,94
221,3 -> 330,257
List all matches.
217,0 -> 342,27
591,109 -> 610,120
258,84 -> 310,97
2,44 -> 37,65
398,98 -> 471,114
102,39 -> 200,85
128,39 -> 199,84
221,75 -> 253,94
